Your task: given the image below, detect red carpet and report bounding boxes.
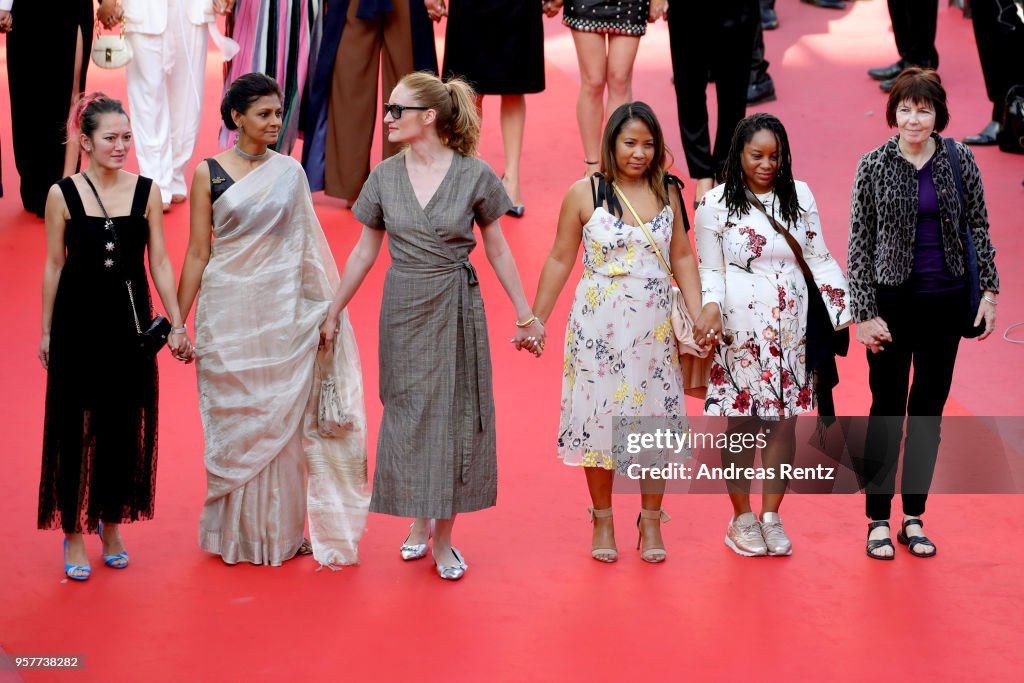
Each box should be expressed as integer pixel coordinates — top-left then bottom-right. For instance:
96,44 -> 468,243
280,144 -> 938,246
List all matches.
1,4 -> 1022,681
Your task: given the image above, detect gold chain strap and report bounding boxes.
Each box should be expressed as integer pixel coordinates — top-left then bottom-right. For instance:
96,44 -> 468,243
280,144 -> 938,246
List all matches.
610,182 -> 674,280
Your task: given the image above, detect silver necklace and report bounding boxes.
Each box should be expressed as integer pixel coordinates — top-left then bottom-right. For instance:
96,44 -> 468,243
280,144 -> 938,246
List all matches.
232,143 -> 270,161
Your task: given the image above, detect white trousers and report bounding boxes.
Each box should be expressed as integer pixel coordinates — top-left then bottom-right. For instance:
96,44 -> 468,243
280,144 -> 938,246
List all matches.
126,1 -> 207,202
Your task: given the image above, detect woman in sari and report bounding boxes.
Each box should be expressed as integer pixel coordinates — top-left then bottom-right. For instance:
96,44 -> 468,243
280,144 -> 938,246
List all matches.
177,73 -> 369,567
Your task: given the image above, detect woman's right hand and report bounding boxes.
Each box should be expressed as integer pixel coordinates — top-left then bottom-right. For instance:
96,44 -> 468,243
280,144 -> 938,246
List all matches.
38,334 -> 50,370
693,303 -> 722,351
855,316 -> 892,353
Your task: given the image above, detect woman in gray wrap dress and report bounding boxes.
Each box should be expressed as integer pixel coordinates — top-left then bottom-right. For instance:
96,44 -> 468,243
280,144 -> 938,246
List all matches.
320,71 -> 544,580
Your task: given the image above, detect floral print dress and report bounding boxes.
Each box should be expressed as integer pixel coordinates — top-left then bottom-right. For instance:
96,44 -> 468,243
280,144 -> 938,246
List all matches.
559,204 -> 687,470
695,182 -> 852,418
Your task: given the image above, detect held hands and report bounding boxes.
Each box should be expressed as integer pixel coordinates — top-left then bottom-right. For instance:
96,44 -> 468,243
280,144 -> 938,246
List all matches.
97,0 -> 124,30
648,0 -> 668,22
425,0 -> 447,22
0,11 -> 12,33
542,0 -> 564,18
855,317 -> 892,354
511,318 -> 546,358
976,291 -> 997,341
693,303 -> 723,352
169,331 -> 195,364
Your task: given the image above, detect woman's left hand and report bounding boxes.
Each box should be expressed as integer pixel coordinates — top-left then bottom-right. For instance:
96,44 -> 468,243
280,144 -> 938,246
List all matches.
425,0 -> 447,22
976,292 -> 997,341
511,320 -> 546,357
649,0 -> 668,22
542,0 -> 563,18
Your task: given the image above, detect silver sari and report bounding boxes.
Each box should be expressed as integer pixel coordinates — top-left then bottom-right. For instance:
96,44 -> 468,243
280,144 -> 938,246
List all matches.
194,154 -> 368,567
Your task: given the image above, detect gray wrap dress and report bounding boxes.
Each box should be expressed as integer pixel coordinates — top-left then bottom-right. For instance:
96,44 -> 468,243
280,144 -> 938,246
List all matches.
352,151 -> 512,519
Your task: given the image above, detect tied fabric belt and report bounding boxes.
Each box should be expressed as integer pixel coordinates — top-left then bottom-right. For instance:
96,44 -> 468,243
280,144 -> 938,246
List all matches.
392,259 -> 485,484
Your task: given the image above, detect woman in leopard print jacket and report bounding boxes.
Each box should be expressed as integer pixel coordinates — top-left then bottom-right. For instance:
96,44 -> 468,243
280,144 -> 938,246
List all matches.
847,68 -> 999,561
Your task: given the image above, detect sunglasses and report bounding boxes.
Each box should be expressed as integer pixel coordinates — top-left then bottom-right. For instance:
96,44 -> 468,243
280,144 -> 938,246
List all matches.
383,103 -> 429,120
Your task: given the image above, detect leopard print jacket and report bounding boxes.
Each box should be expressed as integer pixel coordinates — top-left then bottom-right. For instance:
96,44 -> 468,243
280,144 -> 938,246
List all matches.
847,134 -> 999,322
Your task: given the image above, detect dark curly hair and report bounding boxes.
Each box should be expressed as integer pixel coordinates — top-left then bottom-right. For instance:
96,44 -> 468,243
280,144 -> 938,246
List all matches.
722,113 -> 800,227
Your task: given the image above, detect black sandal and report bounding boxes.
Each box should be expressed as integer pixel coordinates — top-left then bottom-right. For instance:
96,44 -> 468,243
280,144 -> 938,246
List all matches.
897,518 -> 936,557
866,520 -> 895,560
296,538 -> 313,556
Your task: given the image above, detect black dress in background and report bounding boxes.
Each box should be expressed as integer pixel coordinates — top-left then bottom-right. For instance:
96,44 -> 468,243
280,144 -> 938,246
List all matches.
442,0 -> 545,95
38,177 -> 159,534
7,0 -> 93,216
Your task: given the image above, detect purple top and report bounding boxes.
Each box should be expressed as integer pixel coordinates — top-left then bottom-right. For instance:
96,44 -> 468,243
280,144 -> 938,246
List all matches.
911,157 -> 962,293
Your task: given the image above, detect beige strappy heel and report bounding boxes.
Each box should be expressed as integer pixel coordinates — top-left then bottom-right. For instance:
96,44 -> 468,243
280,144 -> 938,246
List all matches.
588,506 -> 618,562
636,508 -> 671,563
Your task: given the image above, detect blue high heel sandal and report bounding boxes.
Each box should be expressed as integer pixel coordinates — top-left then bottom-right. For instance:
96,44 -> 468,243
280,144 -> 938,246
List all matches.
98,522 -> 130,569
63,538 -> 91,581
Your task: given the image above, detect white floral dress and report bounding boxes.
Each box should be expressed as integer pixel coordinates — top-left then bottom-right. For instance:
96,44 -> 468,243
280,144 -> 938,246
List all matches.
694,182 -> 852,418
559,204 -> 688,470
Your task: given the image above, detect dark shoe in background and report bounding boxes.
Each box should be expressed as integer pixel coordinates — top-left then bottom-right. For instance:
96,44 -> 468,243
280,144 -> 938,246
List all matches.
748,77 -> 777,105
964,121 -> 1001,146
879,76 -> 898,93
761,7 -> 779,30
868,60 -> 908,81
801,0 -> 847,9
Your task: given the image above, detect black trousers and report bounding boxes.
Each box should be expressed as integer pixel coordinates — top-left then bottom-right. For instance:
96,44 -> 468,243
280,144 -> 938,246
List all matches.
668,0 -> 759,180
861,288 -> 963,520
887,0 -> 939,68
7,0 -> 92,216
972,0 -> 1024,121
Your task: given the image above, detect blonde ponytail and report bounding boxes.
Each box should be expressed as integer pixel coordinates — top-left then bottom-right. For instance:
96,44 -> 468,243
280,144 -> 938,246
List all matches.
400,72 -> 481,156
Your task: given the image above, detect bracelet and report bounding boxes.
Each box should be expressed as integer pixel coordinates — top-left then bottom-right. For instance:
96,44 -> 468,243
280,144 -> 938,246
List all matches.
983,295 -> 998,305
171,325 -> 187,334
515,315 -> 538,328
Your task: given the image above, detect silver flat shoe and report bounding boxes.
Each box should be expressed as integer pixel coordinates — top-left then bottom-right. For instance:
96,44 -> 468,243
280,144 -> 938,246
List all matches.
399,520 -> 433,561
759,511 -> 793,556
434,548 -> 468,581
725,512 -> 768,557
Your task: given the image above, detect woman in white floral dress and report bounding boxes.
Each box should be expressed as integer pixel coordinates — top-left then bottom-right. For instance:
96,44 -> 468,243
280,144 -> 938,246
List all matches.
693,113 -> 852,558
530,102 -> 702,564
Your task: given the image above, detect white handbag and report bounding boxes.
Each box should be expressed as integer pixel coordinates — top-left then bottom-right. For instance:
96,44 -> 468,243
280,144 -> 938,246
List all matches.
91,19 -> 133,69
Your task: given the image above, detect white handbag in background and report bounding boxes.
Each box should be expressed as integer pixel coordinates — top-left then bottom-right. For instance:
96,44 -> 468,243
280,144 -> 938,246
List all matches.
91,19 -> 133,69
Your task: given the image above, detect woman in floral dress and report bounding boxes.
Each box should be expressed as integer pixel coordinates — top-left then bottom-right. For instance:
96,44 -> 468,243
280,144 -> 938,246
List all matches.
693,113 -> 851,558
530,102 -> 702,564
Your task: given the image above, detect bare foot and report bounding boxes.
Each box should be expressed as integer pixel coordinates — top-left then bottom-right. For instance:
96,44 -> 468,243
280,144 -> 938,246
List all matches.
100,523 -> 128,566
591,515 -> 617,562
162,202 -> 171,213
171,194 -> 186,204
867,523 -> 894,559
64,534 -> 90,577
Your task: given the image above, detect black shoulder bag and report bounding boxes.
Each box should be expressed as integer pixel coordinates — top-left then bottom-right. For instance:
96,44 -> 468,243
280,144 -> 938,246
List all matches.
943,138 -> 986,339
82,174 -> 171,355
744,189 -> 849,418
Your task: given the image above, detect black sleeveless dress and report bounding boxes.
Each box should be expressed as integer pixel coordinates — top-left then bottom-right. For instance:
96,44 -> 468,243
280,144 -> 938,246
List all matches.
38,176 -> 159,534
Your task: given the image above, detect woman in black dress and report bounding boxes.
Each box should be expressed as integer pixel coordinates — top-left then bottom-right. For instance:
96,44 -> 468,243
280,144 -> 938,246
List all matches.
432,0 -> 560,216
38,94 -> 189,581
6,0 -> 93,216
